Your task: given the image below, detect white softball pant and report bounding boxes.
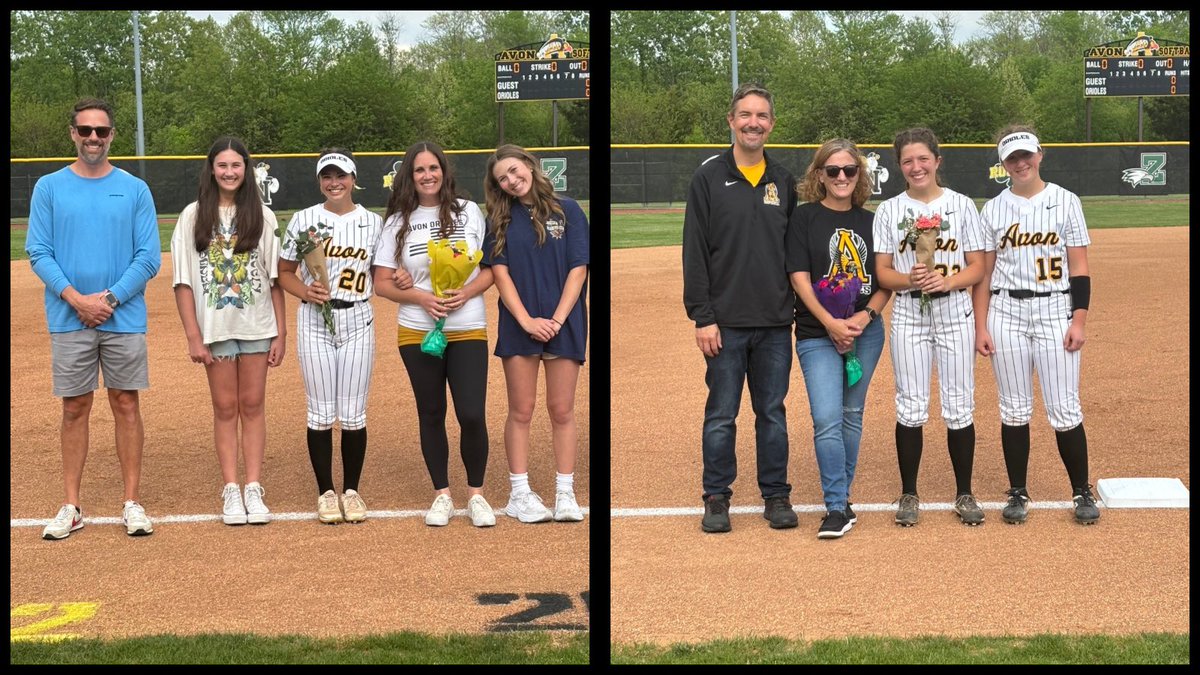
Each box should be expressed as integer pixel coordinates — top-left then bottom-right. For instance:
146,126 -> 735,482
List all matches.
987,290 -> 1083,431
889,288 -> 976,429
296,300 -> 376,430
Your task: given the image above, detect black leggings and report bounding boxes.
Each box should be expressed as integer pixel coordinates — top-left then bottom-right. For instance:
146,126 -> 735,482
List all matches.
399,339 -> 489,490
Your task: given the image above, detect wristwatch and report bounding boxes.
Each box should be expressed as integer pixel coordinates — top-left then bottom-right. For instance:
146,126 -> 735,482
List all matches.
864,307 -> 879,322
103,291 -> 119,309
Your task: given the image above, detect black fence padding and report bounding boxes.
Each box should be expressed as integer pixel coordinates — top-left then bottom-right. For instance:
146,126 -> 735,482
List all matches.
610,145 -> 1189,205
11,149 -> 590,218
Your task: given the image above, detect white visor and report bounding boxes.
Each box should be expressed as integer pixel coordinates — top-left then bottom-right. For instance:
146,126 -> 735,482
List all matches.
316,153 -> 356,176
997,132 -> 1040,161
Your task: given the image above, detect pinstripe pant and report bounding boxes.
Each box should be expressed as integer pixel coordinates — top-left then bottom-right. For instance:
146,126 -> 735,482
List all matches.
297,301 -> 376,430
889,290 -> 976,429
987,292 -> 1082,431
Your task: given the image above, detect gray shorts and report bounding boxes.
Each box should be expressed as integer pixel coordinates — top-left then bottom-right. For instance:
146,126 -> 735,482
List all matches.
50,330 -> 149,397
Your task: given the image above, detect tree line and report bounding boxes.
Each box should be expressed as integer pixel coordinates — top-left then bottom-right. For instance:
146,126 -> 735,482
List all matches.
611,10 -> 1190,144
10,10 -> 590,158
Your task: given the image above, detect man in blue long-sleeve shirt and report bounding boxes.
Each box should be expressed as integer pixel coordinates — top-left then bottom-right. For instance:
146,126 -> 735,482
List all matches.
26,98 -> 162,540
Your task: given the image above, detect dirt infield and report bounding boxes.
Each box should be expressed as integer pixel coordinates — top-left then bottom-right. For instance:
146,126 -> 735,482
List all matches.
611,227 -> 1189,645
9,257 -> 589,639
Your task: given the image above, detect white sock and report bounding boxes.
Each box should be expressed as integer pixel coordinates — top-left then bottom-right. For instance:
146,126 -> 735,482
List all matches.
225,482 -> 239,491
509,473 -> 531,498
556,472 -> 574,494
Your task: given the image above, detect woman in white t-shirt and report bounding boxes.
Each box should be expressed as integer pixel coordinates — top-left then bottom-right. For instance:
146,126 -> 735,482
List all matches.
373,141 -> 497,528
170,136 -> 285,526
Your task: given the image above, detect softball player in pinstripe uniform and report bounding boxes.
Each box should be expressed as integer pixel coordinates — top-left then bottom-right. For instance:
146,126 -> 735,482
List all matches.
873,128 -> 987,526
974,126 -> 1100,525
277,149 -> 391,524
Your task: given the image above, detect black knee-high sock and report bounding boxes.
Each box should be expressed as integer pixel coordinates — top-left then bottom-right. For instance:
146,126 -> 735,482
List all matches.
1001,423 -> 1031,490
307,427 -> 335,495
947,424 -> 976,496
341,427 -> 367,492
896,422 -> 923,495
1055,423 -> 1089,490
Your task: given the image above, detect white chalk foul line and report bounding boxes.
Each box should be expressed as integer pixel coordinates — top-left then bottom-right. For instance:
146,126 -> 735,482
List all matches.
11,507 -> 589,528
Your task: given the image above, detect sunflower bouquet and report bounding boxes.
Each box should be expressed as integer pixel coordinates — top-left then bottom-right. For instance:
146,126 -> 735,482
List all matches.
421,239 -> 483,358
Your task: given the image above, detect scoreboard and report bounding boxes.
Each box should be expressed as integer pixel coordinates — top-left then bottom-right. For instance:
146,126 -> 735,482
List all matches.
495,37 -> 591,103
1083,34 -> 1190,98
495,59 -> 590,102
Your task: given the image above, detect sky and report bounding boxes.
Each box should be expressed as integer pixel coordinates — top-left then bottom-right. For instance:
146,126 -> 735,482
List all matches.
185,11 -> 437,50
186,11 -> 991,48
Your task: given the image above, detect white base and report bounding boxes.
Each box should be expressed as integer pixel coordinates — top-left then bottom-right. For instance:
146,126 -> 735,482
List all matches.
1096,477 -> 1190,508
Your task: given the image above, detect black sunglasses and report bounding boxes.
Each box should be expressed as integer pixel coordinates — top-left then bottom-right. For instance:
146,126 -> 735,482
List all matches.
822,164 -> 859,179
74,125 -> 113,139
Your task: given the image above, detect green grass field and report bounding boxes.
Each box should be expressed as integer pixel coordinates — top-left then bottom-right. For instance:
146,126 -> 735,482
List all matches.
610,632 -> 1189,665
610,195 -> 1190,249
10,203 -> 589,261
10,630 -> 589,665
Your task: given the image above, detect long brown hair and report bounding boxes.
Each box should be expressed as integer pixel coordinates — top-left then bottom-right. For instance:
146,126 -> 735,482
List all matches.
799,138 -> 872,207
484,144 -> 563,258
193,136 -> 265,254
383,141 -> 465,264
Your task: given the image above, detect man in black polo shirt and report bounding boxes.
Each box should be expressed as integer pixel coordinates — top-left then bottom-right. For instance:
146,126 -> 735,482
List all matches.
683,83 -> 798,533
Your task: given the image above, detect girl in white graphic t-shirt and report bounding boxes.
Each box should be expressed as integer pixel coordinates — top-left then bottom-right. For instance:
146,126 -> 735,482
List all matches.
170,136 -> 285,526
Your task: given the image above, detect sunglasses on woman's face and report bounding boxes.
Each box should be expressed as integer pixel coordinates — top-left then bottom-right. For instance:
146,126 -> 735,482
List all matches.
822,164 -> 859,179
74,125 -> 113,139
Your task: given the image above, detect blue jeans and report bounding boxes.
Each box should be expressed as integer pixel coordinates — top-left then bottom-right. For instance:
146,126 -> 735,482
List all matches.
795,318 -> 885,512
701,326 -> 792,501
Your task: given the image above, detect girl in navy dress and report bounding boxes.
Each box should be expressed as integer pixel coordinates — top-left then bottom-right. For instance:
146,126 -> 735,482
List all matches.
482,145 -> 589,524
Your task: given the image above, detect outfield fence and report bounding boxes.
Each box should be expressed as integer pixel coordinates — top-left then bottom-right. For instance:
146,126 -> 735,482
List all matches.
610,143 -> 1189,205
10,147 -> 590,219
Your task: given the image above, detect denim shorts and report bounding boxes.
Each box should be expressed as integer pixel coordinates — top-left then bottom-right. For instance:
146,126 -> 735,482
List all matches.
50,330 -> 148,397
209,337 -> 272,360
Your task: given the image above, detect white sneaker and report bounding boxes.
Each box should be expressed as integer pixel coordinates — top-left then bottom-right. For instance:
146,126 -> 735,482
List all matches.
244,483 -> 270,524
554,490 -> 585,522
504,491 -> 553,523
221,483 -> 247,525
318,489 -> 344,524
123,500 -> 154,536
425,493 -> 454,527
467,494 -> 496,527
341,489 -> 367,523
42,504 -> 84,540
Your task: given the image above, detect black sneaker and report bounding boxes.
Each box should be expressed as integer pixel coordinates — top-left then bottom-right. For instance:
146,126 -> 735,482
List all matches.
1073,485 -> 1100,525
1002,487 -> 1031,524
762,496 -> 798,529
817,509 -> 851,539
701,494 -> 731,533
845,502 -> 857,524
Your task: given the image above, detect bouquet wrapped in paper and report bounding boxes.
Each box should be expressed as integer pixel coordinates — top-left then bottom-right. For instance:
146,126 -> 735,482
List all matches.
277,220 -> 336,334
813,256 -> 864,386
421,239 -> 483,357
897,210 -> 951,314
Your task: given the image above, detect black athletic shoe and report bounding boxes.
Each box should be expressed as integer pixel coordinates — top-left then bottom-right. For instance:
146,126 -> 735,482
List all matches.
701,494 -> 731,533
845,502 -> 857,524
817,509 -> 851,539
1073,485 -> 1100,525
1002,487 -> 1031,524
763,496 -> 798,529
